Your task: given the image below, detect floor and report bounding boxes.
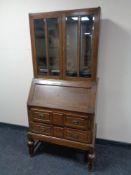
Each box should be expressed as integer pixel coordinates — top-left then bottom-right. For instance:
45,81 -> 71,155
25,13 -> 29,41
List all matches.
0,123 -> 131,175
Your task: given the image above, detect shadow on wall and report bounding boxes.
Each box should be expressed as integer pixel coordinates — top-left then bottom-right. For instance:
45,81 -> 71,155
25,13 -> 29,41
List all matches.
96,19 -> 131,138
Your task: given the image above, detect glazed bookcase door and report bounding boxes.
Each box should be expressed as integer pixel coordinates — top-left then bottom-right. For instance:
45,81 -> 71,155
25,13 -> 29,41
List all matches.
29,8 -> 100,80
30,15 -> 62,78
33,19 -> 47,76
80,14 -> 95,78
64,16 -> 79,77
63,9 -> 99,80
47,18 -> 61,77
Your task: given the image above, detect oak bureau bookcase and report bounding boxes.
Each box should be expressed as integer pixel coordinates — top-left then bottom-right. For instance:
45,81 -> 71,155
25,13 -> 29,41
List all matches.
27,7 -> 100,170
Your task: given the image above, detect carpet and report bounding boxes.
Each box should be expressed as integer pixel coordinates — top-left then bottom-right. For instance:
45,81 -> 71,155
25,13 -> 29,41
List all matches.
0,123 -> 131,175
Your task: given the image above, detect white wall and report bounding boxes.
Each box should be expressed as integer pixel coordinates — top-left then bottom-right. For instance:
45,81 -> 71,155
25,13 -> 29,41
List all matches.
0,0 -> 131,143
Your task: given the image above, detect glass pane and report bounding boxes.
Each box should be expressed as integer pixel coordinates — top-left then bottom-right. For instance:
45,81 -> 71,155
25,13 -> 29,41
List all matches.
47,18 -> 60,76
80,15 -> 95,78
34,19 -> 47,75
66,16 -> 78,77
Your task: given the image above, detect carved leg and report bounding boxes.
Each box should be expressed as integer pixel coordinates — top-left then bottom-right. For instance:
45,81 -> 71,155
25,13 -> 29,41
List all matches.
27,135 -> 34,156
88,148 -> 96,171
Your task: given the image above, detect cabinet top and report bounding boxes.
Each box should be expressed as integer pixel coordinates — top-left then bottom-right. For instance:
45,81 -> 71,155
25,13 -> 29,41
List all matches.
29,7 -> 101,18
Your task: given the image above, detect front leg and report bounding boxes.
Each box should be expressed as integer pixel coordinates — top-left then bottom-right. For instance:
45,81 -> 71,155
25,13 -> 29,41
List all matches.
88,148 -> 96,171
27,134 -> 34,156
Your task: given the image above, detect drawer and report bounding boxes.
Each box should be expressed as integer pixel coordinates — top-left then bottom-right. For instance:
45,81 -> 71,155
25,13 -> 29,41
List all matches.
53,127 -> 64,138
64,128 -> 91,143
64,114 -> 90,130
30,123 -> 52,136
31,110 -> 52,124
53,113 -> 64,126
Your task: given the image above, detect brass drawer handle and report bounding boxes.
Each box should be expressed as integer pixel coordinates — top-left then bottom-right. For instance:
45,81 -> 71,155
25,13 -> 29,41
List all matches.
41,127 -> 49,133
72,120 -> 79,125
42,129 -> 47,132
70,133 -> 79,139
38,113 -> 45,118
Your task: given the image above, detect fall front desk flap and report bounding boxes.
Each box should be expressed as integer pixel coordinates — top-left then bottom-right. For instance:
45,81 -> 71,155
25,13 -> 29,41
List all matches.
28,79 -> 96,114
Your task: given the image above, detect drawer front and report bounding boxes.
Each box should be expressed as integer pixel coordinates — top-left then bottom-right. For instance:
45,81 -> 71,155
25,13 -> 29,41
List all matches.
53,113 -> 64,126
64,128 -> 91,143
53,127 -> 64,138
31,110 -> 52,124
64,115 -> 89,130
30,123 -> 52,136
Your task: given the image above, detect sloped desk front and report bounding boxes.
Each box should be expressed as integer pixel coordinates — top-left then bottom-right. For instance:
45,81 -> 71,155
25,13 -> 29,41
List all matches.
27,79 -> 97,169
